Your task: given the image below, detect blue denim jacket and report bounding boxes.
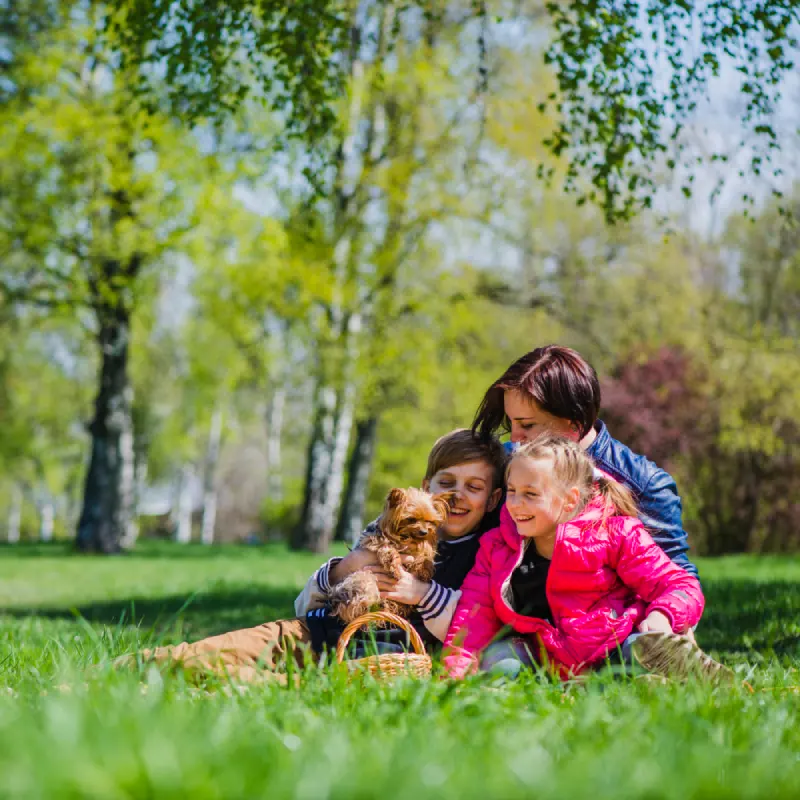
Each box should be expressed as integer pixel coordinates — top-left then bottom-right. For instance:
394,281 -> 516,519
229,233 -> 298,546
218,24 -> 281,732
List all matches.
587,421 -> 698,578
504,421 -> 698,578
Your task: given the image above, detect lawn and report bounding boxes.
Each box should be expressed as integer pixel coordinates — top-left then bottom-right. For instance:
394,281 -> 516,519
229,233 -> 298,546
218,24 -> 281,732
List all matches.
1,541 -> 799,798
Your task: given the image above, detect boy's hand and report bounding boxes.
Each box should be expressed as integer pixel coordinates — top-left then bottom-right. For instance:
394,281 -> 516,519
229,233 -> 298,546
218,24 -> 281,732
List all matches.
329,549 -> 381,586
638,610 -> 673,634
368,564 -> 430,606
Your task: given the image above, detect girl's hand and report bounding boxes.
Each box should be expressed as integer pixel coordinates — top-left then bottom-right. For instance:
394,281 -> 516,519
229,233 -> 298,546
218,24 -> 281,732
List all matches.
638,610 -> 673,634
367,564 -> 430,606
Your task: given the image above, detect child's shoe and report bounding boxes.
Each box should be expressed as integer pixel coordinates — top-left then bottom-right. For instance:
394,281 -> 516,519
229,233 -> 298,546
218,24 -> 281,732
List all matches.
630,631 -> 735,685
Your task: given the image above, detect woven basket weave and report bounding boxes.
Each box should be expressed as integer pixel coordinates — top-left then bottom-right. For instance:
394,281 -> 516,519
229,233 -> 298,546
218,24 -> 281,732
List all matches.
335,610 -> 431,679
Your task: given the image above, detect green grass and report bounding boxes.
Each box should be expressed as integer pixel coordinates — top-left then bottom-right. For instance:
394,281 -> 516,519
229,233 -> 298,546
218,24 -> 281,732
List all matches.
1,542 -> 800,799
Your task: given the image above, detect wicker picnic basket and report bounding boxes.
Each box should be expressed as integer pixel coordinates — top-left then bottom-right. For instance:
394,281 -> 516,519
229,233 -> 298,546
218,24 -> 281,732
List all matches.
335,610 -> 431,679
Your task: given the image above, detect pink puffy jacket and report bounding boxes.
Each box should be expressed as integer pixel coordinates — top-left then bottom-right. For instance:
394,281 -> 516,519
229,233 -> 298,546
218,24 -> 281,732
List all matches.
443,495 -> 704,679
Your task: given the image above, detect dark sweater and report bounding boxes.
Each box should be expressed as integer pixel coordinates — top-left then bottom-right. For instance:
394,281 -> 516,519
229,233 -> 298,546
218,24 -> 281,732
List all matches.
509,542 -> 552,622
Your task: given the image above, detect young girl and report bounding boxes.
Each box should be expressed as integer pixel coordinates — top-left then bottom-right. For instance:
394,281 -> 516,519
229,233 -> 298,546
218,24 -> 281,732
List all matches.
443,434 -> 732,683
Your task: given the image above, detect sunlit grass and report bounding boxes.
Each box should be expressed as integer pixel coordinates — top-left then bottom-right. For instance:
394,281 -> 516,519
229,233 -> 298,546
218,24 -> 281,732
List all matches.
1,542 -> 799,798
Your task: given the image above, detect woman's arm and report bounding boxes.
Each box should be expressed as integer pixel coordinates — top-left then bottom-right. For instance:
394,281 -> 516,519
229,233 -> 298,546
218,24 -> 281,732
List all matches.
610,517 -> 704,633
638,467 -> 698,578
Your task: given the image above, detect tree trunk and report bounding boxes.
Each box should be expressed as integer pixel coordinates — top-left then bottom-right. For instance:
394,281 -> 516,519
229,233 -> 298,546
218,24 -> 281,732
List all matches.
335,415 -> 378,544
38,491 -> 54,543
122,455 -> 147,549
292,13 -> 372,552
325,379 -> 356,528
292,385 -> 338,552
265,386 -> 285,505
175,464 -> 194,544
201,408 -> 223,545
75,309 -> 134,554
293,377 -> 359,553
7,484 -> 21,544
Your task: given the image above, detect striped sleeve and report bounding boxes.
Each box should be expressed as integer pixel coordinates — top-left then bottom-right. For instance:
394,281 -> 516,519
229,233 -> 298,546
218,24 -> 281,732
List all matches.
418,581 -> 452,620
316,557 -> 343,594
293,557 -> 344,616
418,581 -> 461,642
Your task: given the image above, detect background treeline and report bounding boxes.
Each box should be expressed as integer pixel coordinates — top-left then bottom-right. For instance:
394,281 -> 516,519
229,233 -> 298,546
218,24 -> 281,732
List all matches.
1,0 -> 797,556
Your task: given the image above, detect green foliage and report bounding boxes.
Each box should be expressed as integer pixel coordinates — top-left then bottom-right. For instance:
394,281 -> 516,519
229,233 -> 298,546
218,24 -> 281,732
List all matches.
3,0 -> 799,552
111,0 -> 349,139
109,0 -> 800,221
542,1 -> 799,221
1,544 -> 800,796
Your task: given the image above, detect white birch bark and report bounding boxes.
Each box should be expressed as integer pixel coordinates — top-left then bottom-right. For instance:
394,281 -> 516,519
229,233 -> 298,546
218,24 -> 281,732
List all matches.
122,457 -> 148,549
7,485 -> 21,544
39,491 -> 54,543
294,385 -> 338,551
324,313 -> 362,535
201,408 -> 223,545
175,464 -> 194,544
335,415 -> 379,544
119,418 -> 137,549
265,386 -> 285,505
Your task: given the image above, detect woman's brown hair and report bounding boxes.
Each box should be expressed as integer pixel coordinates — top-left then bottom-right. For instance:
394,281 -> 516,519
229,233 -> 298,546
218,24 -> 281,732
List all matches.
473,345 -> 601,440
508,433 -> 638,520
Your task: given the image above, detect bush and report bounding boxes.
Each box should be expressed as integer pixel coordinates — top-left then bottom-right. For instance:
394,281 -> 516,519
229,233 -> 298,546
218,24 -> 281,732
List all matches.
602,347 -> 800,555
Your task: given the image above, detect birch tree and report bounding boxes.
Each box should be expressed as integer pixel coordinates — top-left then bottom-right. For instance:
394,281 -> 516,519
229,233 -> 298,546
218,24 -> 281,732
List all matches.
0,3 -> 217,552
291,2 -> 489,551
190,182 -> 300,523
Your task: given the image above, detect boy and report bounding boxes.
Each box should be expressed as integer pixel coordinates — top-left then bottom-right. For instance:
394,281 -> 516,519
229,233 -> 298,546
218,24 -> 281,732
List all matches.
126,429 -> 506,681
299,428 -> 506,652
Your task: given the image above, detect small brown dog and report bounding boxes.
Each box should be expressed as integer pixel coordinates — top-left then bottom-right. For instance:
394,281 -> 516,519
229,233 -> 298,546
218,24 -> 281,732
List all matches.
329,487 -> 449,624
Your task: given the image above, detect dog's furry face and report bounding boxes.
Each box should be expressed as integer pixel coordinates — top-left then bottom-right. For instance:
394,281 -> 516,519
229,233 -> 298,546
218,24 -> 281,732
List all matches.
379,487 -> 449,550
328,487 -> 450,625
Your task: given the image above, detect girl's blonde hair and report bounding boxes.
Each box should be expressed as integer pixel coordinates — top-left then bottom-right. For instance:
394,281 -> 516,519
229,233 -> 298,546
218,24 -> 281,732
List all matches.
507,433 -> 638,520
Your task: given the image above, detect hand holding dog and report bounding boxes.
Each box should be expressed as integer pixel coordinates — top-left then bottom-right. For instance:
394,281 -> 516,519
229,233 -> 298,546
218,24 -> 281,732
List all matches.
368,562 -> 430,606
327,488 -> 447,622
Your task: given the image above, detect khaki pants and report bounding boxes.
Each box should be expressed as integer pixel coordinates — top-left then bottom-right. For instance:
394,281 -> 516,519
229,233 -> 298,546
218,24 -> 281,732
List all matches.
126,618 -> 314,684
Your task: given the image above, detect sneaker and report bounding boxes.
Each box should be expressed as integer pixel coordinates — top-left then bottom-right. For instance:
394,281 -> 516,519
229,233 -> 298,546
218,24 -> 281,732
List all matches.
630,632 -> 735,685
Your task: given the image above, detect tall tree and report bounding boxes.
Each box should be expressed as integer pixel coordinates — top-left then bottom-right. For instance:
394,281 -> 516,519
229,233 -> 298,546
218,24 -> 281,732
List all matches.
289,2 -> 493,551
0,3 -> 211,551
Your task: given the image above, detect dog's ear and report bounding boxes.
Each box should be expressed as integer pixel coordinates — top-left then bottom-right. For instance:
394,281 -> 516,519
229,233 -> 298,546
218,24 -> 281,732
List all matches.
386,488 -> 407,509
432,495 -> 451,522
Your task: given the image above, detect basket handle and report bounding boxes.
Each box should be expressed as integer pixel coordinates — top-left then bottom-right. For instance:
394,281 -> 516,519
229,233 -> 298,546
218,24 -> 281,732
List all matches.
335,611 -> 427,663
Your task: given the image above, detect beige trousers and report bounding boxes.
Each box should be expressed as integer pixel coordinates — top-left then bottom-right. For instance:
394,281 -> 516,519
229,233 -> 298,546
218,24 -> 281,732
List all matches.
128,617 -> 314,683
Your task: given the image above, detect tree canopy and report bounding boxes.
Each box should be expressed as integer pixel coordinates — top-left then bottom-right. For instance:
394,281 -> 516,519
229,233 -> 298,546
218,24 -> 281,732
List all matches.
1,0 -> 798,555
111,0 -> 800,221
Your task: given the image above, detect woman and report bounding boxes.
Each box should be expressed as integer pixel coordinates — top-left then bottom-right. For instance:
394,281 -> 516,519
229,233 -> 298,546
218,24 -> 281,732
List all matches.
472,345 -> 698,599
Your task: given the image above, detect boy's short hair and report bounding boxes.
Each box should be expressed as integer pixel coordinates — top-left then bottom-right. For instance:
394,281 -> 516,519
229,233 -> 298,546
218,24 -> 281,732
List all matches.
424,429 -> 507,490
